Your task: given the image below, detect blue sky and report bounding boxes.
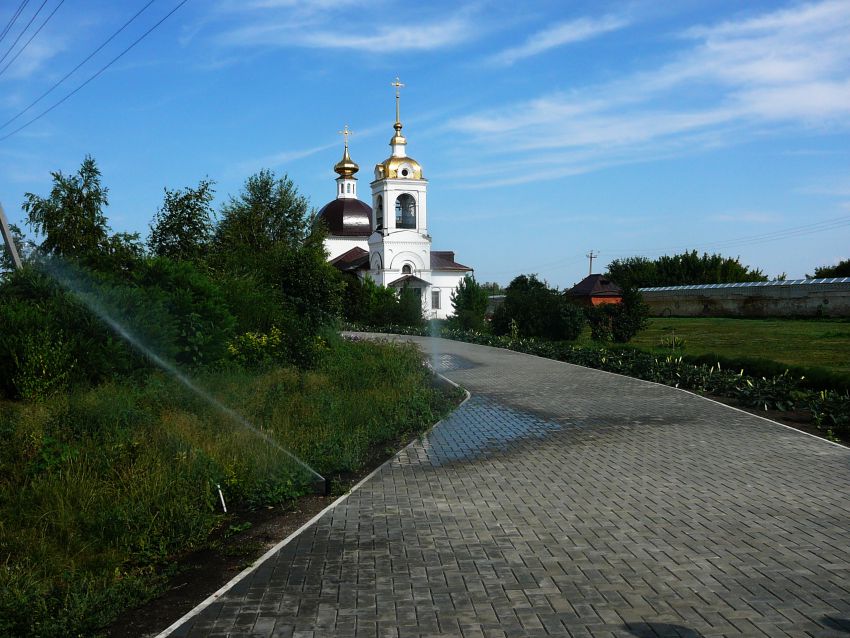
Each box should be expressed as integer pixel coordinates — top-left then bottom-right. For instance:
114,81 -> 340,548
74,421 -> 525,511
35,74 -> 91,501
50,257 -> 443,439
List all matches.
0,0 -> 848,287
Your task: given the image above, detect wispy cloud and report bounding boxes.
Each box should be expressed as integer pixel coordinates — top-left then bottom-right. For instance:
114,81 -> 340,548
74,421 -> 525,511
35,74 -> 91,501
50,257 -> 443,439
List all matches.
447,0 -> 850,186
0,32 -> 66,81
211,2 -> 477,53
488,14 -> 629,66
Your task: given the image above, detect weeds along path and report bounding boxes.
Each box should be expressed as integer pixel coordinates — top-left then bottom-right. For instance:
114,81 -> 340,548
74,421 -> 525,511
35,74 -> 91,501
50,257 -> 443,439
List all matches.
166,334 -> 850,638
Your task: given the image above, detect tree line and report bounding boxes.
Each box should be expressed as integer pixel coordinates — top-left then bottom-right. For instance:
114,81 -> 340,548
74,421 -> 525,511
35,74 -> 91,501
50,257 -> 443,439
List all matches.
0,156 -> 342,399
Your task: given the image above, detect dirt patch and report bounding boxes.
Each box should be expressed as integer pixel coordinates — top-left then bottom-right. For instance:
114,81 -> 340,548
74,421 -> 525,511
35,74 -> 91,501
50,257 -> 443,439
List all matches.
107,495 -> 332,638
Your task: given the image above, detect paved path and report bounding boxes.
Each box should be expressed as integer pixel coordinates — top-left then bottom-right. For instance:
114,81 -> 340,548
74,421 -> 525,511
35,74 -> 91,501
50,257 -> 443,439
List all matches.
171,336 -> 850,638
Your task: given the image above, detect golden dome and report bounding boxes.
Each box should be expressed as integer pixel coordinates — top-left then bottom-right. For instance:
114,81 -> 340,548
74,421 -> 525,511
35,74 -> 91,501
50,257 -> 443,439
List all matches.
374,155 -> 423,180
373,78 -> 425,181
334,145 -> 359,178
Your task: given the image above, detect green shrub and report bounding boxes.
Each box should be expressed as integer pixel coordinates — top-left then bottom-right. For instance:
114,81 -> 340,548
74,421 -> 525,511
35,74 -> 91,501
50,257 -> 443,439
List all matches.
450,274 -> 489,331
585,288 -> 649,344
491,274 -> 584,341
227,326 -> 286,366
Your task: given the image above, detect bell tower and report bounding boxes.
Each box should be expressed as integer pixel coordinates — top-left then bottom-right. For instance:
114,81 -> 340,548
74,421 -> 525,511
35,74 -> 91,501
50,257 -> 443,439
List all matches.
368,77 -> 431,285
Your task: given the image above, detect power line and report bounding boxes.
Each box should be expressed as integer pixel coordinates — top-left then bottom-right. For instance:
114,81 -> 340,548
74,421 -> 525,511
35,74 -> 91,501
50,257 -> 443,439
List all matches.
0,0 -> 64,79
0,0 -> 157,131
0,0 -> 48,68
0,0 -> 188,143
604,215 -> 850,261
0,1 -> 31,47
497,215 -> 850,278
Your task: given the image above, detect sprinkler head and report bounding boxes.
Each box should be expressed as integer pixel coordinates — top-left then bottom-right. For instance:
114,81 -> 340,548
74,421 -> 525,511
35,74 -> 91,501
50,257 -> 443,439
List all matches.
311,476 -> 328,496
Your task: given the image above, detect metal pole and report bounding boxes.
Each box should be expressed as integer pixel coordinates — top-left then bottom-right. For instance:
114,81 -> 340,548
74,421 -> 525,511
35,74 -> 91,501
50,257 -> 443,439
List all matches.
0,202 -> 23,270
586,250 -> 598,276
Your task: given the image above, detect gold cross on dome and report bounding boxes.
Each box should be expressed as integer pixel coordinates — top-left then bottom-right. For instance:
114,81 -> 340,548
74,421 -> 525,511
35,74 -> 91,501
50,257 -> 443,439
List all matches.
391,76 -> 405,96
391,77 -> 405,124
338,124 -> 353,150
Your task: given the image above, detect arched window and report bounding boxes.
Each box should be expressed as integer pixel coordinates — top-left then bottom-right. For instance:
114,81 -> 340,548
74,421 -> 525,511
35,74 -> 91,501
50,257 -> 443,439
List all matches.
395,194 -> 416,229
375,195 -> 383,230
402,264 -> 412,274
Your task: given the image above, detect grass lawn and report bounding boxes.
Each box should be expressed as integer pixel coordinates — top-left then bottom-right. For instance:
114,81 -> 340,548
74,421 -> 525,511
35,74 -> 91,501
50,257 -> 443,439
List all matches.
610,317 -> 850,376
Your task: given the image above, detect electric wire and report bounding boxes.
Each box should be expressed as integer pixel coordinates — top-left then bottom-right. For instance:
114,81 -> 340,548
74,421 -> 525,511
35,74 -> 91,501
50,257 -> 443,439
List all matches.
0,0 -> 30,47
0,0 -> 188,143
604,215 -> 850,261
0,0 -> 64,79
0,0 -> 157,131
0,0 -> 48,68
501,215 -> 850,278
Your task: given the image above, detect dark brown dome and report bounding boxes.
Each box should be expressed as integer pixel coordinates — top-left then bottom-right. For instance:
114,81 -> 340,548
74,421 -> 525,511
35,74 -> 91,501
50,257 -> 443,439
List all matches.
315,198 -> 373,237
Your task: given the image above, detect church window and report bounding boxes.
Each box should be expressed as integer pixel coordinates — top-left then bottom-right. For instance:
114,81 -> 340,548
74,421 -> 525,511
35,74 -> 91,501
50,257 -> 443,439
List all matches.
376,195 -> 383,229
432,290 -> 440,309
395,194 -> 416,229
402,264 -> 412,274
347,183 -> 351,193
339,184 -> 343,194
401,168 -> 409,177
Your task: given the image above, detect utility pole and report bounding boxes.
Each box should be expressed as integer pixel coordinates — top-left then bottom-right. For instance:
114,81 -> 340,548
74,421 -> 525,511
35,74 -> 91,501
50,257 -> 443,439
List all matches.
586,250 -> 598,276
0,202 -> 22,270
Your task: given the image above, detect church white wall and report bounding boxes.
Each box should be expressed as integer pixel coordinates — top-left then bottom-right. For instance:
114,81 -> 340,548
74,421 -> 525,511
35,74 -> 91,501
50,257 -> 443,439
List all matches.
428,271 -> 470,320
324,237 -> 369,261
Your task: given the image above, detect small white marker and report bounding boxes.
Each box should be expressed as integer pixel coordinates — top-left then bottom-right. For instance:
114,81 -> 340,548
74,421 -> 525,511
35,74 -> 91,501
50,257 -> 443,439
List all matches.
216,484 -> 227,513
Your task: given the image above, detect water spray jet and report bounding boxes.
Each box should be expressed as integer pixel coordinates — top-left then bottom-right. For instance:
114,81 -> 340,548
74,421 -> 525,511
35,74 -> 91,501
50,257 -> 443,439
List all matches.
39,257 -> 326,495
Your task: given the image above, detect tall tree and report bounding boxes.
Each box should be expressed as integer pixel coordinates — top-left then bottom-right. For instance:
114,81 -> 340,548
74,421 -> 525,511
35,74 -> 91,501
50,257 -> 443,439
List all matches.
450,274 -> 489,330
23,156 -> 110,260
148,179 -> 215,263
808,259 -> 850,278
213,170 -> 308,258
606,251 -> 767,289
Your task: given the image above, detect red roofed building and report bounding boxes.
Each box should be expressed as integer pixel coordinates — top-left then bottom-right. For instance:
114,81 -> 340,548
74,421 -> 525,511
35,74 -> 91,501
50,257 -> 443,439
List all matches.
566,274 -> 623,307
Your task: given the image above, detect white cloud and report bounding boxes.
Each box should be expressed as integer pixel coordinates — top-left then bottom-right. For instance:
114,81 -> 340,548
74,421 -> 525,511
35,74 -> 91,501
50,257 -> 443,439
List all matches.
0,35 -> 66,81
447,0 -> 850,186
489,15 -> 629,66
213,3 -> 476,53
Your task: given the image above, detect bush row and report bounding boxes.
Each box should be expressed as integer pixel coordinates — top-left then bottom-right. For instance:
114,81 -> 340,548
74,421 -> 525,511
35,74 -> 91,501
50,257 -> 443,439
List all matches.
347,323 -> 850,441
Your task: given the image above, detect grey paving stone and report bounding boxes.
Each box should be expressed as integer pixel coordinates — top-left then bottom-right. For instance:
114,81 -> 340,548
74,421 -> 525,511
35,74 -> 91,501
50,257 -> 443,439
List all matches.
169,335 -> 850,637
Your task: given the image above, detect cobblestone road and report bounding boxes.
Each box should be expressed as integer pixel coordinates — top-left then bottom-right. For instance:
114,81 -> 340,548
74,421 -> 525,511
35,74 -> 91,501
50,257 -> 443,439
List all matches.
170,336 -> 850,638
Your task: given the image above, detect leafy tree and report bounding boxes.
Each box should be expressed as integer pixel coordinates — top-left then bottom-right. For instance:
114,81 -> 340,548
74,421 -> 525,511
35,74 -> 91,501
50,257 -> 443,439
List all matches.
587,288 -> 650,344
213,170 -> 308,262
606,251 -> 767,289
394,285 -> 425,328
23,156 -> 110,260
148,179 -> 215,263
808,259 -> 850,279
21,156 -> 145,274
450,274 -> 489,331
480,281 -> 505,295
491,274 -> 584,341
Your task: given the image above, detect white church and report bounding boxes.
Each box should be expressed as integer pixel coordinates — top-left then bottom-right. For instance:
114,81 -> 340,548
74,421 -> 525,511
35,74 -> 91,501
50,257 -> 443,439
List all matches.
314,80 -> 472,320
